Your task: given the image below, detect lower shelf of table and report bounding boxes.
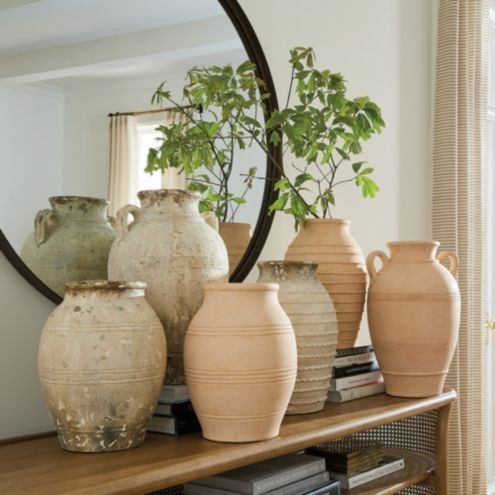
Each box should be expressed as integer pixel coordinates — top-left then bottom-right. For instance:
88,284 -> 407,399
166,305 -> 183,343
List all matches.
346,448 -> 435,495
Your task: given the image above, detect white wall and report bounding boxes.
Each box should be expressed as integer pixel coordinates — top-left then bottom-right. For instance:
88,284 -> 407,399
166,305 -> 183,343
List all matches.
241,0 -> 433,346
0,84 -> 65,251
0,0 -> 433,438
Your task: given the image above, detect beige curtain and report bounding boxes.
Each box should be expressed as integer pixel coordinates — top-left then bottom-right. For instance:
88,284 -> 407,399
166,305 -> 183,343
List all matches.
107,114 -> 137,216
432,1 -> 488,494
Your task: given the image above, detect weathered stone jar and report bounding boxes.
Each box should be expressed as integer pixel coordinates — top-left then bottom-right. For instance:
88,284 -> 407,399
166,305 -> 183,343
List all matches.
108,189 -> 229,384
257,261 -> 338,414
219,222 -> 252,276
21,196 -> 116,296
285,219 -> 367,349
184,283 -> 297,442
38,280 -> 167,452
367,241 -> 460,397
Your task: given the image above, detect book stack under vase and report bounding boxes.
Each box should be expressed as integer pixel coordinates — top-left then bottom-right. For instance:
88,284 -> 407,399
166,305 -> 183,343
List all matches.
183,453 -> 341,495
327,346 -> 385,403
307,442 -> 405,490
148,385 -> 201,436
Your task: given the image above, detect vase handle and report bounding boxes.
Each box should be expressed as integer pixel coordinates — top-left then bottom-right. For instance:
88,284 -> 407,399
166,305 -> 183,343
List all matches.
437,251 -> 458,277
366,250 -> 390,280
115,204 -> 142,240
202,212 -> 219,232
34,209 -> 57,246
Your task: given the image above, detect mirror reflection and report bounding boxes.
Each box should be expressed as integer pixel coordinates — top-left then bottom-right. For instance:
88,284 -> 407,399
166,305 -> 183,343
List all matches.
0,0 -> 266,296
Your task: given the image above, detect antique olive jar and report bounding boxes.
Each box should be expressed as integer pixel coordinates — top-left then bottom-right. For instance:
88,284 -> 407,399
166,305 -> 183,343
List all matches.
21,196 -> 116,296
38,280 -> 167,452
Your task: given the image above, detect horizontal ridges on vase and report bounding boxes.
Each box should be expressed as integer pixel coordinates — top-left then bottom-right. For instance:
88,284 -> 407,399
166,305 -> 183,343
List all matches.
186,324 -> 294,336
185,366 -> 296,385
196,409 -> 286,421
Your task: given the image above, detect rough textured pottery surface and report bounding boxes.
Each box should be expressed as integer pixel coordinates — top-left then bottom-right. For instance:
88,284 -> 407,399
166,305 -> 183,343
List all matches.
21,196 -> 116,296
219,222 -> 252,276
108,189 -> 229,384
285,219 -> 366,349
367,241 -> 460,397
184,283 -> 297,442
257,261 -> 338,414
38,280 -> 167,452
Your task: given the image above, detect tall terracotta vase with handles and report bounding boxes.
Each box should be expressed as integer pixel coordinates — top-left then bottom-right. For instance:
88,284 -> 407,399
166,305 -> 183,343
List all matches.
285,219 -> 366,349
184,283 -> 297,442
366,241 -> 460,397
108,189 -> 229,385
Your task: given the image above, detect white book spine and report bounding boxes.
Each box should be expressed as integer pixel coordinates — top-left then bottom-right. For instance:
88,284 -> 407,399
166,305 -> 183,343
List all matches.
329,370 -> 382,391
327,382 -> 385,402
334,352 -> 375,367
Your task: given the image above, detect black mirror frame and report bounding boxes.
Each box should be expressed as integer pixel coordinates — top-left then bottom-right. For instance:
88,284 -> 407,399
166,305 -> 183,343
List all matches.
0,0 -> 281,304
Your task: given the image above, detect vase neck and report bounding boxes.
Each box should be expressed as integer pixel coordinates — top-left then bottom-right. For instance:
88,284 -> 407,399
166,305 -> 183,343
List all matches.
49,196 -> 109,222
388,241 -> 440,262
302,218 -> 350,235
138,189 -> 200,216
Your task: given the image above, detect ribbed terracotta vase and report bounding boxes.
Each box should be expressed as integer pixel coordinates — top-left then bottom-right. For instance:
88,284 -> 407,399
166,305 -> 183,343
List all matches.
285,219 -> 366,349
219,222 -> 252,276
257,261 -> 338,414
184,283 -> 297,442
367,241 -> 460,397
38,280 -> 167,452
21,196 -> 115,296
108,190 -> 229,384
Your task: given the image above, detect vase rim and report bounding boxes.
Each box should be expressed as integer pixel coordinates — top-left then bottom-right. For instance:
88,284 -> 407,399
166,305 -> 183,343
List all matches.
304,218 -> 350,225
65,280 -> 146,292
137,189 -> 201,201
258,260 -> 318,269
203,282 -> 279,292
387,240 -> 440,248
219,221 -> 252,228
49,196 -> 109,205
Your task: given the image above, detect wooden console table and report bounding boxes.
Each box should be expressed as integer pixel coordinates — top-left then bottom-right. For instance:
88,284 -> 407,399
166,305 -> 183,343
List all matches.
0,390 -> 456,495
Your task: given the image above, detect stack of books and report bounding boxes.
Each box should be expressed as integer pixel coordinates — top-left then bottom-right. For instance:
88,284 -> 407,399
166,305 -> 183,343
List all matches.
148,385 -> 201,436
183,453 -> 341,495
327,345 -> 385,403
308,442 -> 405,490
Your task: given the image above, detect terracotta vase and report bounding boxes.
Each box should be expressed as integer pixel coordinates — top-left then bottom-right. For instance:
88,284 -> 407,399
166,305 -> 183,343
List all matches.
108,189 -> 229,384
184,283 -> 297,442
285,219 -> 366,349
366,241 -> 460,397
21,196 -> 116,296
219,222 -> 252,276
38,280 -> 167,452
257,261 -> 338,414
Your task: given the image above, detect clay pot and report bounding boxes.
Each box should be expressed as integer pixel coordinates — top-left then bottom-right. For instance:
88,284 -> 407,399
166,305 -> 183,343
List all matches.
38,280 -> 167,452
21,196 -> 115,296
219,222 -> 252,276
366,241 -> 460,397
257,261 -> 338,414
184,283 -> 297,442
285,219 -> 366,349
108,189 -> 228,384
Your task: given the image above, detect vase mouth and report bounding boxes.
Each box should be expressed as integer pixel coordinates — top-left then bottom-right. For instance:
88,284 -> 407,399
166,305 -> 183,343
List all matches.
49,196 -> 109,206
202,282 -> 279,292
387,241 -> 440,248
258,260 -> 318,269
65,280 -> 146,292
137,189 -> 201,201
303,218 -> 350,225
219,221 -> 252,228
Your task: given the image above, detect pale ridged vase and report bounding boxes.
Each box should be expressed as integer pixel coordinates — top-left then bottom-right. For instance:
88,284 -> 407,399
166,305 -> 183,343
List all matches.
184,283 -> 297,442
285,219 -> 366,349
257,261 -> 338,414
38,280 -> 167,452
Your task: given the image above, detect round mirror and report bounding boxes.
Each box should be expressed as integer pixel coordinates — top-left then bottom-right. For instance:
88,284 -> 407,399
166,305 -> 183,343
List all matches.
0,0 -> 280,303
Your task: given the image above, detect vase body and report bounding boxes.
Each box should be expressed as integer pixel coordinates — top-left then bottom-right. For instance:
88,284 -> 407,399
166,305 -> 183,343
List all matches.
21,196 -> 115,296
108,189 -> 229,384
219,222 -> 252,276
367,241 -> 460,397
285,219 -> 366,349
184,283 -> 297,442
38,281 -> 167,452
257,261 -> 338,414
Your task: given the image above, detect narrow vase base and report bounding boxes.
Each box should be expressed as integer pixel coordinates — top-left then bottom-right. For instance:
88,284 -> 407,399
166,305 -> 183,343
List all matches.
285,400 -> 326,415
165,353 -> 186,385
383,374 -> 446,398
56,426 -> 147,453
200,421 -> 281,443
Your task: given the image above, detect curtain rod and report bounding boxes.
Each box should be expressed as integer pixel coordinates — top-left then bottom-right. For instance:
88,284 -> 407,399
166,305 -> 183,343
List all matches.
108,104 -> 197,118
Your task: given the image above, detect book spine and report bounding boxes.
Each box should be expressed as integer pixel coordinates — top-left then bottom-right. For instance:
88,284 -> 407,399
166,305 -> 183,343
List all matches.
332,361 -> 378,378
335,345 -> 372,358
267,471 -> 330,495
254,459 -> 326,495
333,458 -> 405,489
302,481 -> 341,495
334,352 -> 375,367
327,382 -> 385,402
329,371 -> 382,392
